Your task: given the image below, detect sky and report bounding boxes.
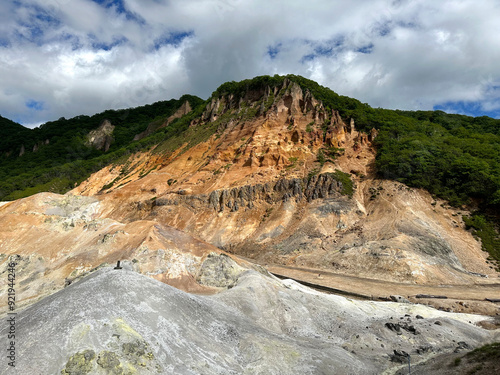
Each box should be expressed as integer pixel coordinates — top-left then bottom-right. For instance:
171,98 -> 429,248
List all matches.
1,0 -> 500,127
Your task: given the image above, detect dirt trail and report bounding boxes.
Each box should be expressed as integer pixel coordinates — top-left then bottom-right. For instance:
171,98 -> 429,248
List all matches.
236,259 -> 500,316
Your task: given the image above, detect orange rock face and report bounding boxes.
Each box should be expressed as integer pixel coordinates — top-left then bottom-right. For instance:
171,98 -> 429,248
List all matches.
71,81 -> 496,285
1,80 -> 497,311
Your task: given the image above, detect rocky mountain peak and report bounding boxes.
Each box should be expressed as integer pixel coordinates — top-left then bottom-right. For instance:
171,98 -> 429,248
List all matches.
66,71 -> 499,295
203,77 -> 326,125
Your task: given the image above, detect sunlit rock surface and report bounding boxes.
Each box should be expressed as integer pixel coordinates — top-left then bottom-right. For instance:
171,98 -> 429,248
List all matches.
4,267 -> 498,374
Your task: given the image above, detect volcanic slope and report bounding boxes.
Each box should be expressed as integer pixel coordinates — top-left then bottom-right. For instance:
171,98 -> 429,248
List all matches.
71,76 -> 499,288
2,266 -> 498,375
0,192 -> 256,311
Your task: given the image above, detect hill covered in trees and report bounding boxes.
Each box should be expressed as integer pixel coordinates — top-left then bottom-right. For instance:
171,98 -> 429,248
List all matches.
0,95 -> 204,200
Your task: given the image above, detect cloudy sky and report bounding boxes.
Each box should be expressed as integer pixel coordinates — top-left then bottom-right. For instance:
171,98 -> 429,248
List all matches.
1,0 -> 500,127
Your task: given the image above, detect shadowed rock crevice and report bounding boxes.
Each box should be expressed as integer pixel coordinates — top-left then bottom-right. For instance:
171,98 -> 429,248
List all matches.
154,172 -> 350,212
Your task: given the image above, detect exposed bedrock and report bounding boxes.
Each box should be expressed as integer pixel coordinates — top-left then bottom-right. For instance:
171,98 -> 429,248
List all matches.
154,173 -> 346,213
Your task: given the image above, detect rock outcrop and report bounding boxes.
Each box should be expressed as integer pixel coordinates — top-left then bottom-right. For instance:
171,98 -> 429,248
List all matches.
86,119 -> 115,151
154,173 -> 349,212
32,138 -> 50,153
133,100 -> 192,141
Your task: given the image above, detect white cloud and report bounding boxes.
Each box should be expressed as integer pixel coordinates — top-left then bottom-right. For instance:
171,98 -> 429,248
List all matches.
1,0 -> 500,126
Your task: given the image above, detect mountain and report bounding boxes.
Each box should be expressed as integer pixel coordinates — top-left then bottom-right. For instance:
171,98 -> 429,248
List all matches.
68,76 -> 499,284
0,75 -> 499,374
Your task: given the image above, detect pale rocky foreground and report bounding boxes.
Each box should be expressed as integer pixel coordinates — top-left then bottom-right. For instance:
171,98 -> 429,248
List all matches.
2,264 -> 498,375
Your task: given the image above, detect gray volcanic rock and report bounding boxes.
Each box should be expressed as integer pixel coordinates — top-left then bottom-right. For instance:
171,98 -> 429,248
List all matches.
2,267 -> 497,374
157,173 -> 348,213
196,253 -> 247,288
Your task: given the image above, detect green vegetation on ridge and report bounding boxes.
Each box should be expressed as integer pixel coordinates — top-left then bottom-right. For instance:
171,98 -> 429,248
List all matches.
0,95 -> 204,200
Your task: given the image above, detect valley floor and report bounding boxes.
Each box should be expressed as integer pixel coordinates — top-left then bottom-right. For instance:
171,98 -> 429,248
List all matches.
264,262 -> 500,317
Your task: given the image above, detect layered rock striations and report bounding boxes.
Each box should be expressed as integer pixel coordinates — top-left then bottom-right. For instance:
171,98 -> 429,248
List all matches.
155,173 -> 347,212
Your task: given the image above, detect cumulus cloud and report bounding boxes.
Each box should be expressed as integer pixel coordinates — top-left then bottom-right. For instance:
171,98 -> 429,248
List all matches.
1,0 -> 499,126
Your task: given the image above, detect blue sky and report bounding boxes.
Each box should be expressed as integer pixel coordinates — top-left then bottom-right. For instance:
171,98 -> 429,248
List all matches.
1,0 -> 500,126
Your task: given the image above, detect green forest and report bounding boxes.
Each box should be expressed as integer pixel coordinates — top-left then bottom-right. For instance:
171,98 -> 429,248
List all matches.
0,95 -> 204,200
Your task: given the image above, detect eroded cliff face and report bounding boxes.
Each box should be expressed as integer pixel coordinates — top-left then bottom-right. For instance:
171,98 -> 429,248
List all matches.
68,80 -> 497,286
85,119 -> 115,151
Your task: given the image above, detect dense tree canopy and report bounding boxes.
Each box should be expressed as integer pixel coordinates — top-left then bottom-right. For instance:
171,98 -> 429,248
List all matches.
0,95 -> 204,200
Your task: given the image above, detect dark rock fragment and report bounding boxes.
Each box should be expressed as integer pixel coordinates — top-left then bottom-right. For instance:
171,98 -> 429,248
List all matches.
389,349 -> 410,363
